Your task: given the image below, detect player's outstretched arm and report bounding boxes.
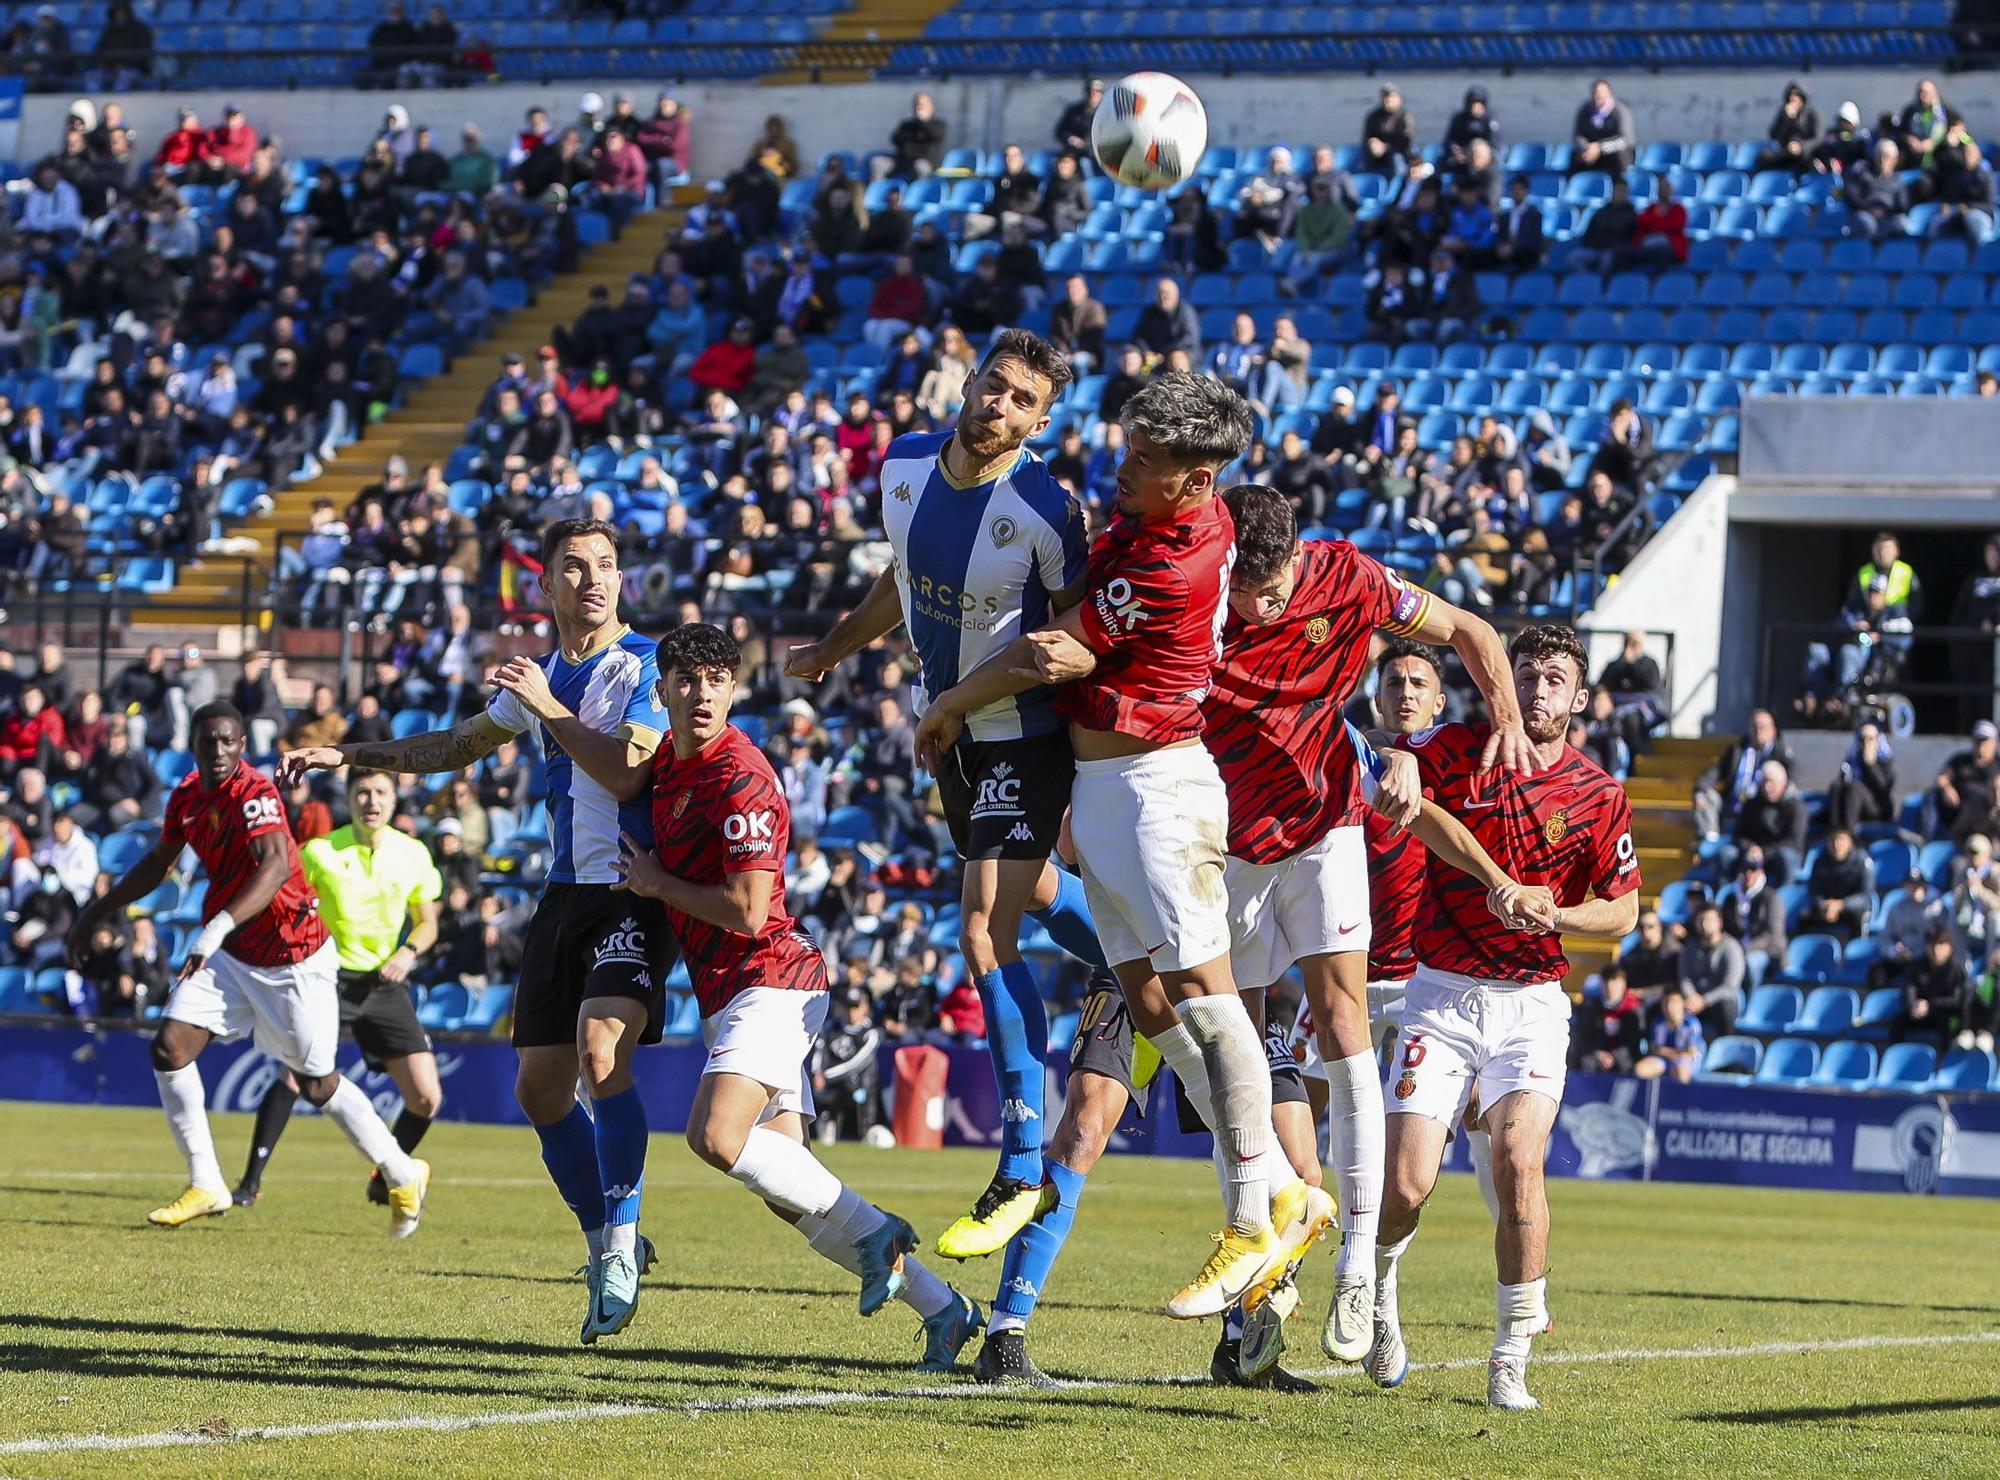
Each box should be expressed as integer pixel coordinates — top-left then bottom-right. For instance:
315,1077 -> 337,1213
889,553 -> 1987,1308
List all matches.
612,829 -> 774,935
1540,889 -> 1642,941
1406,597 -> 1534,773
282,713 -> 510,786
67,834 -> 179,969
785,567 -> 905,681
915,604 -> 1091,769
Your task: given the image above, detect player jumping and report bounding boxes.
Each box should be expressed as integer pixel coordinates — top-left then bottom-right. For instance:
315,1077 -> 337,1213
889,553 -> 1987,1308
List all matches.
73,702 -> 429,1233
785,328 -> 1109,1262
233,767 -> 446,1210
285,517 -> 679,1344
1372,624 -> 1641,1410
613,622 -> 982,1368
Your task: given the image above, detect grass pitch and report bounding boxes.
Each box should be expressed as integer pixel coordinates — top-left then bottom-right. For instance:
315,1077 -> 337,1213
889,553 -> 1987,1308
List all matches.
1,1101 -> 1996,1478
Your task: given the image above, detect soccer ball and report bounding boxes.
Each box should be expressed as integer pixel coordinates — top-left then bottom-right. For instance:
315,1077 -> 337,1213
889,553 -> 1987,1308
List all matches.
1090,71 -> 1207,191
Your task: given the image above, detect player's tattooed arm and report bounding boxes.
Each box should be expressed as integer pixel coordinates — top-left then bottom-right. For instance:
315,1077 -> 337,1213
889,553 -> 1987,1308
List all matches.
786,566 -> 905,680
284,715 -> 506,784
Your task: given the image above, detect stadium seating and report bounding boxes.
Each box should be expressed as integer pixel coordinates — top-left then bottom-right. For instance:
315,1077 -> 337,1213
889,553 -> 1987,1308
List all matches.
1737,984 -> 1803,1038
1697,1034 -> 1762,1080
1755,1036 -> 1819,1085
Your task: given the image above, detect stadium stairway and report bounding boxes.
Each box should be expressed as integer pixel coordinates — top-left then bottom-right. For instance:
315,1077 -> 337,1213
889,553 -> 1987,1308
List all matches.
770,0 -> 959,81
135,189 -> 700,639
1565,736 -> 1705,990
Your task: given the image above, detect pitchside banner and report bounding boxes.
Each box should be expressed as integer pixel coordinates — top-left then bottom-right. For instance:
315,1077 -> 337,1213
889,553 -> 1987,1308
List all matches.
1,1022 -> 1995,1197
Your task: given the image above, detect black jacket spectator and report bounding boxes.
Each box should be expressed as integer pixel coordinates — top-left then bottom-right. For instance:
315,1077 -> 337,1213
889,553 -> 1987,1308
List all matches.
1735,786 -> 1808,860
1571,975 -> 1648,1073
1442,86 -> 1501,165
888,96 -> 947,179
1572,80 -> 1638,175
1758,84 -> 1822,173
1133,289 -> 1202,363
1361,88 -> 1415,173
1049,284 -> 1107,365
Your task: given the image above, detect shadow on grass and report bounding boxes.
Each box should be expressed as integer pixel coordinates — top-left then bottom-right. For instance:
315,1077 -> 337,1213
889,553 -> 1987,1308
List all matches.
1695,1393 -> 2000,1425
1576,1287 -> 1998,1317
0,1184 -> 136,1202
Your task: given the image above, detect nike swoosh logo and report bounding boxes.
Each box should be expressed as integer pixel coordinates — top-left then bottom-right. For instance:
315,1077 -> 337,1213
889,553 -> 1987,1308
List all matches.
1463,798 -> 1500,811
1526,1070 -> 1554,1079
1145,942 -> 1167,956
1336,922 -> 1364,936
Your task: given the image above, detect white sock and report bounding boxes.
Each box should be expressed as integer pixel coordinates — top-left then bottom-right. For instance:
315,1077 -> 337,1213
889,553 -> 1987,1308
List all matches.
799,1208 -> 952,1317
1162,1018 -> 1292,1209
1468,1127 -> 1502,1221
1325,1050 -> 1385,1276
1375,1229 -> 1415,1328
1179,994 -> 1275,1236
1493,1276 -> 1546,1362
604,1223 -> 637,1258
820,1182 -> 883,1240
586,1226 -> 607,1261
155,1065 -> 225,1194
726,1127 -> 847,1218
988,1312 -> 1027,1335
322,1077 -> 419,1186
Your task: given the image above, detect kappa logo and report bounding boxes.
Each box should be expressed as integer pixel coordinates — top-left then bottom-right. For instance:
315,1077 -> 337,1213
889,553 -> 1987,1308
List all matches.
1000,1098 -> 1040,1124
990,514 -> 1018,547
1008,820 -> 1035,842
888,481 -> 913,503
1005,1276 -> 1038,1298
606,1183 -> 639,1201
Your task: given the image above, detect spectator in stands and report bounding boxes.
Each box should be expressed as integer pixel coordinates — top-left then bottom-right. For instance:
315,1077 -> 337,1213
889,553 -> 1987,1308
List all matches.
445,123 -> 497,196
1897,77 -> 1959,177
1049,274 -> 1106,372
1674,902 -> 1743,1037
1098,345 -> 1148,425
1134,277 -> 1201,366
948,254 -> 1017,337
1805,826 -> 1875,943
1572,78 -> 1636,176
1826,721 -> 1898,836
1365,261 -> 1414,343
1802,572 -> 1914,721
91,0 -> 154,86
35,810 -> 96,906
587,126 -> 648,232
1844,139 -> 1911,238
1900,923 -> 1969,1042
1038,151 -> 1091,240
1568,175 -> 1639,272
7,864 -> 75,971
1164,181 -> 1224,274
862,255 -> 927,352
367,0 -> 417,85
1055,79 -> 1104,159
1208,313 -> 1264,399
0,684 -> 61,770
1253,315 -> 1312,417
1439,178 -> 1496,265
1268,429 -> 1336,527
108,644 -> 174,751
886,92 -> 946,181
1408,246 -> 1479,342
1733,759 -> 1808,883
1930,720 -> 2000,843
1570,965 -> 1646,1074
992,220 -> 1047,312
1620,173 -> 1688,270
1593,630 -> 1664,754
1361,86 -> 1415,175
1757,82 -> 1822,174
426,250 -> 490,350
1948,534 -> 2000,726
1284,175 -> 1356,295
1871,871 -> 1949,989
1587,398 -> 1655,496
1441,84 -> 1500,169
638,93 -> 692,197
1621,909 -> 1682,999
917,325 -> 977,422
966,143 -> 1045,240
1633,989 -> 1705,1083
21,163 -> 84,241
1721,845 -> 1788,971
813,987 -> 883,1143
1812,100 -> 1870,175
1930,122 -> 1996,239
282,683 -> 347,752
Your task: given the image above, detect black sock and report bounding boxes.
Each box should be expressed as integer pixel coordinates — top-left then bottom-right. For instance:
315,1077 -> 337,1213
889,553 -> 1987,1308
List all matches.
392,1109 -> 432,1155
242,1081 -> 300,1188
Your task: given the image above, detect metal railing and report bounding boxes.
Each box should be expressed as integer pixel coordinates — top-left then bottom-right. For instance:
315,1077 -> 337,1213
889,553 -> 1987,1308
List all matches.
1760,619 -> 2000,735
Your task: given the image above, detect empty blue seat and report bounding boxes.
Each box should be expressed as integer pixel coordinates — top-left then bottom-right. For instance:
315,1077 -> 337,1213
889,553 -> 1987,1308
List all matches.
1869,838 -> 1917,886
1755,1037 -> 1820,1085
1781,935 -> 1840,985
1797,986 -> 1860,1037
1698,1034 -> 1763,1079
1811,1039 -> 1878,1088
391,708 -> 436,739
1928,1048 -> 1997,1094
1738,984 -> 1804,1036
1875,1041 -> 1937,1089
1655,879 -> 1699,926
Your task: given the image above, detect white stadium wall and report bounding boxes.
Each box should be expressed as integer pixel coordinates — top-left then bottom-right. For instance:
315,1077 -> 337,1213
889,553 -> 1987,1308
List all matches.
28,68 -> 2000,178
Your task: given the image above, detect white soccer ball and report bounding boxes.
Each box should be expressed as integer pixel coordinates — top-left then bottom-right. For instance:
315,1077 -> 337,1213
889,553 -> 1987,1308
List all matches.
1090,71 -> 1208,191
863,1124 -> 897,1149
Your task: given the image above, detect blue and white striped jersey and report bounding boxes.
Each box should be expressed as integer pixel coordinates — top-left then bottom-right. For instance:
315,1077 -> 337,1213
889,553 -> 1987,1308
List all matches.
878,431 -> 1089,742
486,625 -> 668,885
1347,721 -> 1386,804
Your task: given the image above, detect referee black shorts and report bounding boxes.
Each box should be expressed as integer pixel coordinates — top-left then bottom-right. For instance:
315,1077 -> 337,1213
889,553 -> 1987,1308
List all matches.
336,968 -> 432,1071
513,883 -> 679,1049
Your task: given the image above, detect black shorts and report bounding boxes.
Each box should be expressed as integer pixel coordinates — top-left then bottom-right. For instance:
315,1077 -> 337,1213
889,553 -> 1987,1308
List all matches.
935,730 -> 1074,861
1267,1011 -> 1310,1108
512,884 -> 679,1050
336,968 -> 432,1072
1069,975 -> 1162,1118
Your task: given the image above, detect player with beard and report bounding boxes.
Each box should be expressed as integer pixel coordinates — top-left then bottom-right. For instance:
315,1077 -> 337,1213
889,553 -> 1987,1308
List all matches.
1370,624 -> 1641,1410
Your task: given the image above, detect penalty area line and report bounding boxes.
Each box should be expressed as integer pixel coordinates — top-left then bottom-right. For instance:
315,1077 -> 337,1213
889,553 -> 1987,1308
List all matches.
3,1329 -> 1996,1456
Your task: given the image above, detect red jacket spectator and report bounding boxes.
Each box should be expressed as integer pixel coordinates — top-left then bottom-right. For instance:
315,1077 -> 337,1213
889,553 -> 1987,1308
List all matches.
688,337 -> 755,393
868,273 -> 925,324
208,118 -> 259,175
591,136 -> 648,198
636,104 -> 691,176
937,980 -> 986,1038
155,121 -> 216,172
564,377 -> 619,429
0,705 -> 65,765
1631,199 -> 1689,263
836,413 -> 878,483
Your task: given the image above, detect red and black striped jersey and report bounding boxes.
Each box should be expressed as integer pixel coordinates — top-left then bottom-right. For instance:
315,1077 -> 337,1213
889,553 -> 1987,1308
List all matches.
1056,495 -> 1234,746
161,765 -> 328,968
1364,806 -> 1428,984
1395,722 -> 1640,984
1204,540 -> 1434,862
649,724 -> 826,1018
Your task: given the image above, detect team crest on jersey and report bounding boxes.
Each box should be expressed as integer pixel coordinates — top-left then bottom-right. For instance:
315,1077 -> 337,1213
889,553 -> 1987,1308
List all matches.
888,481 -> 912,504
672,791 -> 692,819
989,515 -> 1017,547
1543,809 -> 1570,845
1304,616 -> 1330,645
1394,1069 -> 1417,1101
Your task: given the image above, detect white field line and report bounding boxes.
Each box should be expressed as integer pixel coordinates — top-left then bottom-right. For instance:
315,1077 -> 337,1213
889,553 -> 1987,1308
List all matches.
3,1329 -> 1994,1457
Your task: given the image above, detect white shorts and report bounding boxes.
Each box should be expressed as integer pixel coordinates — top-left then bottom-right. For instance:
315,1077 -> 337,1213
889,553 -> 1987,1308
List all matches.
1289,974 -> 1410,1083
1225,824 -> 1370,990
163,939 -> 342,1078
1384,965 -> 1573,1125
1070,743 -> 1231,973
702,987 -> 829,1124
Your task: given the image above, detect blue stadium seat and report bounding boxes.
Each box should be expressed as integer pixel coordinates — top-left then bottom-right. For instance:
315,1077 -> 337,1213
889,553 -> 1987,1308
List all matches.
1796,986 -> 1860,1037
1869,838 -> 1917,887
418,983 -> 470,1030
153,749 -> 195,786
1927,1048 -> 1997,1094
1836,939 -> 1884,989
1697,1034 -> 1762,1079
1810,1039 -> 1878,1088
1737,984 -> 1803,1037
1874,1041 -> 1937,1089
1654,879 -> 1698,927
818,805 -> 881,850
391,709 -> 437,739
1780,934 -> 1840,985
1755,1036 -> 1819,1085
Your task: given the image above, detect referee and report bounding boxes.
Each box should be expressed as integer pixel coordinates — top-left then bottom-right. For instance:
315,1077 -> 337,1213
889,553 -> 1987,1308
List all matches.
233,768 -> 445,1208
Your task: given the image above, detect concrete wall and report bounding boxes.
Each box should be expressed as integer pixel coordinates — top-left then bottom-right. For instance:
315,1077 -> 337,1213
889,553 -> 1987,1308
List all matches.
26,67 -> 1999,174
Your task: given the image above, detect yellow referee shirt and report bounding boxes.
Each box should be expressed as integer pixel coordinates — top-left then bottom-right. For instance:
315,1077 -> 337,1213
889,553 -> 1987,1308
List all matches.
299,824 -> 445,974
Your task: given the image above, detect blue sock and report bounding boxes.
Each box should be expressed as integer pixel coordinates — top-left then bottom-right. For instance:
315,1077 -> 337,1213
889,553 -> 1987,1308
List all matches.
592,1086 -> 648,1233
977,962 -> 1047,1184
1029,868 -> 1106,969
1224,1306 -> 1245,1341
992,1159 -> 1086,1323
534,1102 -> 605,1237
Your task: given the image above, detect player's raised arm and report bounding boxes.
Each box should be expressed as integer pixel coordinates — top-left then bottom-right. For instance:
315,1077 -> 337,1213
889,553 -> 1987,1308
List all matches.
784,566 -> 906,681
282,712 -> 510,786
1398,592 -> 1534,774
